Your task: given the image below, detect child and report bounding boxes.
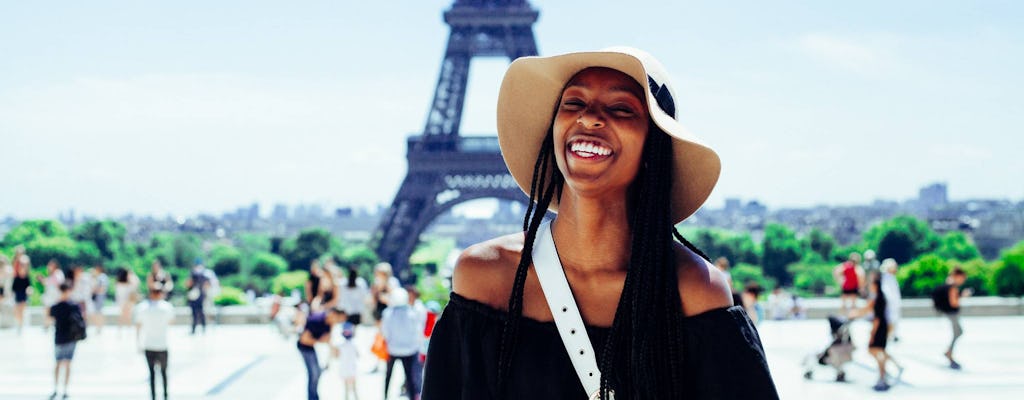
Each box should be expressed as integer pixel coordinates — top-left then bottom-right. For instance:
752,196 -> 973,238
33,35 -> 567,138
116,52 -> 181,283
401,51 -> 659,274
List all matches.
333,322 -> 360,400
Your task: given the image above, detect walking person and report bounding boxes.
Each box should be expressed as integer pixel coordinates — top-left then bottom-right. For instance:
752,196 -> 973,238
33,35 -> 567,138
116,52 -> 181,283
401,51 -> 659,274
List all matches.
421,47 -> 778,399
333,322 -> 361,400
49,282 -> 87,399
849,275 -> 903,391
879,258 -> 902,341
381,288 -> 426,400
296,307 -> 347,400
933,267 -> 971,369
90,265 -> 109,334
135,288 -> 175,400
11,254 -> 32,334
41,259 -> 66,331
185,260 -> 211,335
833,253 -> 864,313
115,267 -> 141,335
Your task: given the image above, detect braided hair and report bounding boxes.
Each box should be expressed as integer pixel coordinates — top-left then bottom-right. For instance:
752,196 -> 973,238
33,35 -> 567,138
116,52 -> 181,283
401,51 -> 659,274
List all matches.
495,114 -> 710,398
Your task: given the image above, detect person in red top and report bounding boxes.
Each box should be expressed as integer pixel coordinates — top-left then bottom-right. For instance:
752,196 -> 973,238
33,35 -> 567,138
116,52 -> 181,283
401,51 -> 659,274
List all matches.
833,253 -> 865,313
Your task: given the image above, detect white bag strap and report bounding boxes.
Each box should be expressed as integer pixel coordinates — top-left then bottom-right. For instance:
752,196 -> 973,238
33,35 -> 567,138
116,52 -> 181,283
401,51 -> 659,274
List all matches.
532,222 -> 603,398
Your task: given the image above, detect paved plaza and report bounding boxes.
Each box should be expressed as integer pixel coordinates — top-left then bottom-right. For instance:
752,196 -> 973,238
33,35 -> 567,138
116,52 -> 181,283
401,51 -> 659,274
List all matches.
1,314 -> 1022,399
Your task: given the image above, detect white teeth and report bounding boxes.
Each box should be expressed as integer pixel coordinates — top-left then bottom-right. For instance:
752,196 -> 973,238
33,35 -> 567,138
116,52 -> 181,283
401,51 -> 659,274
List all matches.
570,141 -> 611,156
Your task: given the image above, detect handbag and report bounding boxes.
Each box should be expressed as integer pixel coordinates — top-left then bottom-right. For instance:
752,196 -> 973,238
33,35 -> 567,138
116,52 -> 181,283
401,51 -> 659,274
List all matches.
371,331 -> 389,360
533,222 -> 611,400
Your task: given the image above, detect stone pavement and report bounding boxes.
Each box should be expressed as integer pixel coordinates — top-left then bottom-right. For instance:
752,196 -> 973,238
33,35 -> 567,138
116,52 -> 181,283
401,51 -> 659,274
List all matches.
0,315 -> 1022,399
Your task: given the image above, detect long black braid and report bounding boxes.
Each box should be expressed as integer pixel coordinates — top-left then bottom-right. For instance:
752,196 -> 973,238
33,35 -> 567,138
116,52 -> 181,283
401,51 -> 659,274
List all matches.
496,116 -> 711,399
496,130 -> 563,390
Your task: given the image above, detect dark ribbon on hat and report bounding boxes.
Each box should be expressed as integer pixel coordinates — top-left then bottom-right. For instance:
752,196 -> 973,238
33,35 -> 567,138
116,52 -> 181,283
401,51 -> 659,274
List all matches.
647,75 -> 676,117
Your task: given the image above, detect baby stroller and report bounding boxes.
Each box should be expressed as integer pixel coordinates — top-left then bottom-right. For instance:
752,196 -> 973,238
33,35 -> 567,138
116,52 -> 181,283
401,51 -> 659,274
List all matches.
802,315 -> 854,382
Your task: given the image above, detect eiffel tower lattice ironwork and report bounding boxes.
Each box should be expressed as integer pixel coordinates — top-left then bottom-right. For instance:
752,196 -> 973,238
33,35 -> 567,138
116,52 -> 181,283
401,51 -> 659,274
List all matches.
373,0 -> 540,281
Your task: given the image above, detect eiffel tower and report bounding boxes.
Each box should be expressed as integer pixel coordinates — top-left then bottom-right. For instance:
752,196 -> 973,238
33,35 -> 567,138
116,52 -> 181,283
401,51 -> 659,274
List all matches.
372,0 -> 540,281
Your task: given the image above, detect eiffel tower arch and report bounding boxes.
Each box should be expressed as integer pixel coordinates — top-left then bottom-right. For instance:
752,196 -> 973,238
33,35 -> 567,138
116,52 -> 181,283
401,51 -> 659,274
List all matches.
372,0 -> 540,281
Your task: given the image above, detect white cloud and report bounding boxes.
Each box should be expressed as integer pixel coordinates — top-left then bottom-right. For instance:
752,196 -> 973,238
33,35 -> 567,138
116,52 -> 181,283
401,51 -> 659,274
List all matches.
798,33 -> 901,76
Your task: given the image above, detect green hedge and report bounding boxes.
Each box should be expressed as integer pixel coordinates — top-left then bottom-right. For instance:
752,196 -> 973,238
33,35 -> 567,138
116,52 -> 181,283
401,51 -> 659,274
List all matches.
213,286 -> 247,306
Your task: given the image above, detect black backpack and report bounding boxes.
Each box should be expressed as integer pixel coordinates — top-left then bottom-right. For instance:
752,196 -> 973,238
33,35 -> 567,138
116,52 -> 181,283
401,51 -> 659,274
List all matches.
932,284 -> 954,313
67,307 -> 88,342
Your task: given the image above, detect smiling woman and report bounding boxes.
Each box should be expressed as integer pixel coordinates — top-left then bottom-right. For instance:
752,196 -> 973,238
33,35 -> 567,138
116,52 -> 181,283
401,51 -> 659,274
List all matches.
420,47 -> 779,400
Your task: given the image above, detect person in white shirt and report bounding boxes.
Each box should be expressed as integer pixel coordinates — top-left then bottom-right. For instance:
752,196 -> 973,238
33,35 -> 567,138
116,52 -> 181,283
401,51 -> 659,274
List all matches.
336,267 -> 369,326
879,258 -> 903,341
135,288 -> 175,400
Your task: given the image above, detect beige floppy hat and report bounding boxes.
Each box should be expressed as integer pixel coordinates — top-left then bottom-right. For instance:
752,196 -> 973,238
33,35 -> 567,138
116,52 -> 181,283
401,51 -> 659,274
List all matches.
496,46 -> 721,224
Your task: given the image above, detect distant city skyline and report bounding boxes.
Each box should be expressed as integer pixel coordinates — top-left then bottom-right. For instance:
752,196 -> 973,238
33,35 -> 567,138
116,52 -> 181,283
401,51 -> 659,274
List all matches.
3,1 -> 1022,219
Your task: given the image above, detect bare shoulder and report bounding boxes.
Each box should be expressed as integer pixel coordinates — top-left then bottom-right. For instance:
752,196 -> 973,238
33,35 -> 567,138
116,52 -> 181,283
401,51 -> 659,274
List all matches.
673,242 -> 735,316
451,232 -> 525,310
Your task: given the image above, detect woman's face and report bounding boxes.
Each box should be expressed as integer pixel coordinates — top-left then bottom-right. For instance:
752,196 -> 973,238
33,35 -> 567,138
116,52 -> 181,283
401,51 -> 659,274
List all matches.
553,67 -> 649,198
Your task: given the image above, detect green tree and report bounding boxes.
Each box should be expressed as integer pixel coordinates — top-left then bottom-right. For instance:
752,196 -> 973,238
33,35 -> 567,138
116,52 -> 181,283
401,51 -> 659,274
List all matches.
172,234 -> 203,270
24,236 -> 101,269
991,242 -> 1024,296
3,220 -> 69,248
896,254 -> 949,297
71,220 -> 127,261
801,228 -> 837,263
251,252 -> 288,279
687,228 -> 760,265
730,263 -> 774,293
282,228 -> 334,271
761,223 -> 801,285
210,244 -> 242,276
864,215 -> 940,264
957,258 -> 995,296
271,270 -> 310,295
935,231 -> 981,262
788,262 -> 834,296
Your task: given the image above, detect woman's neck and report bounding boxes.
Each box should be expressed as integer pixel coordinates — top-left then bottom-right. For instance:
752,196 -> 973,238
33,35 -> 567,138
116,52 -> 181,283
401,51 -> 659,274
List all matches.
550,195 -> 631,274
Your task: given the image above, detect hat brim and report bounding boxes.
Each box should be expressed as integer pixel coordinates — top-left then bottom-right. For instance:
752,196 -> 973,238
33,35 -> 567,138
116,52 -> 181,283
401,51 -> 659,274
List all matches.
497,49 -> 721,224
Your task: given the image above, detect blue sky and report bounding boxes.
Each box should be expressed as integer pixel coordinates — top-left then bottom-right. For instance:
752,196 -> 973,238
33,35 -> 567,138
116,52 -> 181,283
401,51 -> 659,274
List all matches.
1,0 -> 1021,219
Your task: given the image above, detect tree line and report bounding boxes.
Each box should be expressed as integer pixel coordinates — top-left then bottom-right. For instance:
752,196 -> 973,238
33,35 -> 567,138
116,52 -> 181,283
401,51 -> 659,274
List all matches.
683,215 -> 1024,297
3,214 -> 1023,306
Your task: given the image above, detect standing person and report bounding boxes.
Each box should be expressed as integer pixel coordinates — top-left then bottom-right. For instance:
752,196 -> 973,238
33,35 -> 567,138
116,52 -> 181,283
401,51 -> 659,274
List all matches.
318,268 -> 338,311
833,253 -> 864,313
185,260 -> 211,335
146,260 -> 174,298
714,256 -> 744,309
135,289 -> 175,400
11,255 -> 32,334
333,322 -> 360,400
421,47 -> 778,399
742,281 -> 765,325
369,262 -> 400,373
41,259 -> 66,331
305,259 -> 324,310
90,265 -> 109,333
862,249 -> 881,274
0,254 -> 12,327
879,258 -> 902,341
370,262 -> 400,322
115,267 -> 141,335
70,266 -> 93,322
49,282 -> 86,400
296,307 -> 347,400
933,267 -> 971,369
381,288 -> 426,400
849,275 -> 903,391
337,266 -> 369,326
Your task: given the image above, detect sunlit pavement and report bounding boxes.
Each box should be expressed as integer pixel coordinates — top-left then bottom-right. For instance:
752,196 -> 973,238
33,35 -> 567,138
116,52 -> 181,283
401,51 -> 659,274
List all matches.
1,315 -> 1022,399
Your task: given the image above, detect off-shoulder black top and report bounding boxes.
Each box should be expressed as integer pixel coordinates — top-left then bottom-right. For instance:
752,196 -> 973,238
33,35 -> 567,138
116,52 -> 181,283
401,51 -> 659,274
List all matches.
421,292 -> 779,399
